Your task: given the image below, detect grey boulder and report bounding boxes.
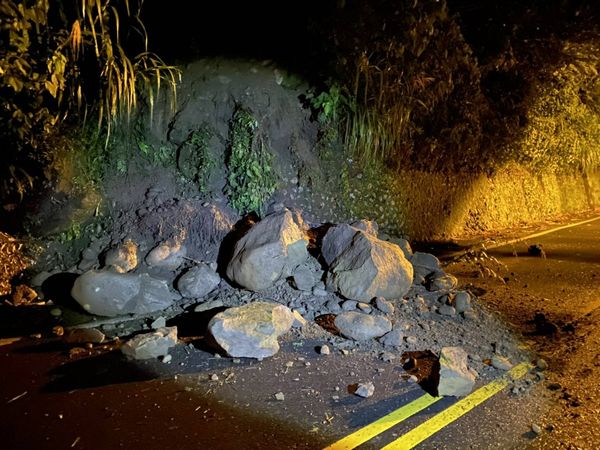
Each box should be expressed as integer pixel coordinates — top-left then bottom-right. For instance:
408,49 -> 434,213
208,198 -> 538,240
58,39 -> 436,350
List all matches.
177,263 -> 221,298
121,327 -> 178,360
438,346 -> 478,397
226,210 -> 308,291
327,232 -> 413,301
321,224 -> 359,266
334,311 -> 392,340
208,301 -> 294,358
411,252 -> 441,279
71,270 -> 180,317
291,257 -> 322,291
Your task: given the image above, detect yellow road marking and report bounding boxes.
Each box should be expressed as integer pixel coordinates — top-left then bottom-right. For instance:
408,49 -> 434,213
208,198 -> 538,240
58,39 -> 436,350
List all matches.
381,362 -> 533,450
323,394 -> 442,450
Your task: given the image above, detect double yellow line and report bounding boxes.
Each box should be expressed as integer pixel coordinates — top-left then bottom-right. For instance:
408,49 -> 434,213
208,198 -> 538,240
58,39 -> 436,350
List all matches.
324,362 -> 532,450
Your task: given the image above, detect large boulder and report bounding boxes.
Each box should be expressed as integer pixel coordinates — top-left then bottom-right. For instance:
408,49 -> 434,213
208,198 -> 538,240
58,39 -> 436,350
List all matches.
226,210 -> 308,291
71,270 -> 180,317
208,301 -> 294,358
334,311 -> 392,340
326,232 -> 413,301
437,346 -> 478,397
176,263 -> 221,298
321,224 -> 358,266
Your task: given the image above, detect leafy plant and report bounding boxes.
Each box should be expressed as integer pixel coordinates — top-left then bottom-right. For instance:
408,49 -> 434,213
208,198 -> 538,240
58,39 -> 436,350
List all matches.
177,127 -> 214,193
225,108 -> 277,214
138,141 -> 175,167
0,0 -> 180,204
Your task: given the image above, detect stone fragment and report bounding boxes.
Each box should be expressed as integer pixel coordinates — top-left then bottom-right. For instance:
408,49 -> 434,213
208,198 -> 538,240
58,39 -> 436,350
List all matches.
208,302 -> 294,358
146,240 -> 187,270
11,284 -> 37,305
531,424 -> 542,435
354,382 -> 375,398
428,273 -> 458,292
226,210 -> 308,291
438,346 -> 477,397
463,309 -> 478,320
491,355 -> 513,371
121,327 -> 178,360
150,317 -> 166,329
71,270 -> 179,317
63,328 -> 105,344
411,252 -> 441,278
319,344 -> 331,355
274,392 -> 285,401
536,358 -> 548,371
357,302 -> 372,313
325,299 -> 342,313
374,297 -> 395,315
194,299 -> 225,312
379,328 -> 404,348
334,311 -> 392,341
291,310 -> 307,328
327,232 -> 413,301
104,240 -> 138,273
321,224 -> 360,266
453,291 -> 471,313
291,258 -> 322,291
177,264 -> 221,298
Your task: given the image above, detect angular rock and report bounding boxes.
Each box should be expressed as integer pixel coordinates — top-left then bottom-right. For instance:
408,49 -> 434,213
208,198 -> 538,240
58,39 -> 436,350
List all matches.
291,257 -> 322,291
121,327 -> 178,360
150,317 -> 166,329
71,270 -> 180,317
321,224 -> 359,266
411,252 -> 441,279
334,311 -> 392,340
327,232 -> 413,301
438,304 -> 456,316
176,263 -> 221,298
341,300 -> 358,311
438,346 -> 477,397
353,382 -> 375,398
226,210 -> 308,291
208,301 -> 294,358
146,240 -> 187,270
104,239 -> 138,273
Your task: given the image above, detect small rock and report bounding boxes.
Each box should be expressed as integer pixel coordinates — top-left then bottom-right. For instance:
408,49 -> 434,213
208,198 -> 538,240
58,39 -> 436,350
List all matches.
64,328 -> 106,344
194,299 -> 225,312
11,284 -> 37,306
291,259 -> 322,291
531,424 -> 542,435
150,317 -> 166,329
428,273 -> 458,292
453,291 -> 471,313
291,310 -> 308,328
379,352 -> 396,362
104,240 -> 138,272
121,327 -> 178,360
463,309 -> 478,321
334,312 -> 392,340
379,329 -> 404,348
52,325 -> 64,336
353,382 -> 375,398
407,375 -> 418,383
50,308 -> 62,317
210,374 -> 219,381
341,300 -> 358,311
357,302 -> 372,313
406,336 -> 418,345
438,346 -> 478,397
491,355 -> 513,371
274,392 -> 285,401
373,297 -> 395,315
536,358 -> 548,371
320,345 -> 331,355
438,304 -> 456,316
325,299 -> 342,313
161,354 -> 172,363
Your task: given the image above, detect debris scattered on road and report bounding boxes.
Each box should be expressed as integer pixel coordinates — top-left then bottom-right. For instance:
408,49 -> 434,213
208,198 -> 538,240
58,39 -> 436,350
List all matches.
121,326 -> 178,360
351,382 -> 375,398
274,391 -> 285,401
491,355 -> 513,371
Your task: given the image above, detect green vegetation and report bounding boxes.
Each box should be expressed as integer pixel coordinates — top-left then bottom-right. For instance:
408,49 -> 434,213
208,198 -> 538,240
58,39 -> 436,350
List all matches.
0,0 -> 180,204
177,127 -> 215,193
138,142 -> 175,168
225,108 -> 277,214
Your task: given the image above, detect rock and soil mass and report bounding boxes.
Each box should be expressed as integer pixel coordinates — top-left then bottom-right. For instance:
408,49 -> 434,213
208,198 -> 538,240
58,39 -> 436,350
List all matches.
4,205 -> 534,401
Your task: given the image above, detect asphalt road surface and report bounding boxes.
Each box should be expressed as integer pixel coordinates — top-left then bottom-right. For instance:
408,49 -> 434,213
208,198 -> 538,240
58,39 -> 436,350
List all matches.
1,216 -> 600,449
